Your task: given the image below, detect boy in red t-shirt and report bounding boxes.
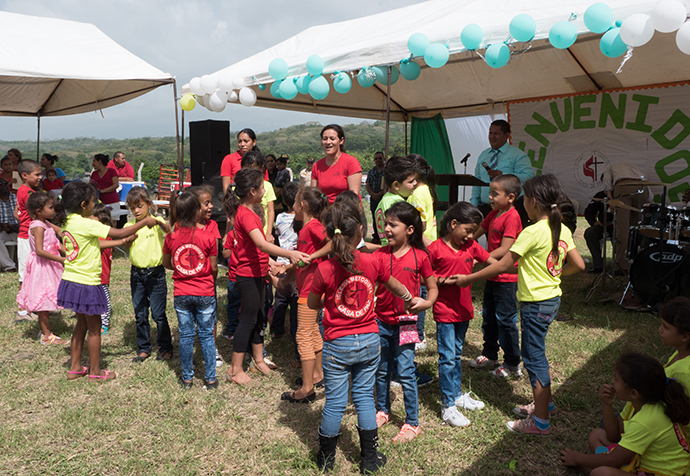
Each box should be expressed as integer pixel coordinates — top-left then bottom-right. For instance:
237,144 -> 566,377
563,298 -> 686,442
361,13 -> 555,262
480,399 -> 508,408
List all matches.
469,174 -> 524,379
42,169 -> 64,192
14,160 -> 43,321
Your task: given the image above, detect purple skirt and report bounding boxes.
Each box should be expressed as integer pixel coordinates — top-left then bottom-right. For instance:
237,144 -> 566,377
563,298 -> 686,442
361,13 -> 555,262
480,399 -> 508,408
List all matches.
57,279 -> 108,316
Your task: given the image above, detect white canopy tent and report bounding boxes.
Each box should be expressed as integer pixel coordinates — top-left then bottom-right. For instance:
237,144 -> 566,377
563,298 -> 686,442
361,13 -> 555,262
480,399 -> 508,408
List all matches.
189,0 -> 689,122
0,11 -> 179,163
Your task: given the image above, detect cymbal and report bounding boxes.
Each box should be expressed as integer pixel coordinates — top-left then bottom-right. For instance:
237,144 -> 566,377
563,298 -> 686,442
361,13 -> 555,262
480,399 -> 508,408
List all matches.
608,199 -> 641,212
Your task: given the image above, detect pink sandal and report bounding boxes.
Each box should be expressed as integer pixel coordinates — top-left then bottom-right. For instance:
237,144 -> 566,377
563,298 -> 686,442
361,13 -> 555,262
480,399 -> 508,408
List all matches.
376,411 -> 389,428
88,370 -> 117,382
392,423 -> 421,443
67,366 -> 89,380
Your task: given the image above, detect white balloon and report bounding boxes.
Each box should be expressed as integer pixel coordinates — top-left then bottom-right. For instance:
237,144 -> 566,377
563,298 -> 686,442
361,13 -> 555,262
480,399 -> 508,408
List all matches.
232,77 -> 245,89
676,21 -> 690,54
651,0 -> 687,33
203,93 -> 212,110
228,91 -> 239,102
239,87 -> 257,107
620,14 -> 654,47
200,75 -> 216,95
189,77 -> 204,96
217,74 -> 234,92
209,91 -> 226,112
195,94 -> 205,107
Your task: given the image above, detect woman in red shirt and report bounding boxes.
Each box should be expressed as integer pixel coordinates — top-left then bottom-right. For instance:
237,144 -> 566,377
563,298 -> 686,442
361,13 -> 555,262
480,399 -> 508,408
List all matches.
221,128 -> 259,194
89,154 -> 120,205
310,124 -> 362,204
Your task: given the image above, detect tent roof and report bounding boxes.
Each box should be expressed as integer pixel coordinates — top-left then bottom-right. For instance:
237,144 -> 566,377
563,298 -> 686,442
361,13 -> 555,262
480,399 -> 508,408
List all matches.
194,0 -> 689,121
0,11 -> 174,117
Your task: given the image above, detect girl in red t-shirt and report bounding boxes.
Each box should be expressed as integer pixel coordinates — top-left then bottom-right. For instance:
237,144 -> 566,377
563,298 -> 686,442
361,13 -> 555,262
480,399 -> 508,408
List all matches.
163,192 -> 219,390
221,168 -> 308,386
309,201 -> 431,473
279,187 -> 329,403
373,202 -> 438,443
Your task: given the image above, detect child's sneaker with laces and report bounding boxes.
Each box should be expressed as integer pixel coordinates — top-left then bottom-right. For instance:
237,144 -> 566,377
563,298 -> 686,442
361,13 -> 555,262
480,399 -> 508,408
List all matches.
469,355 -> 499,369
442,406 -> 471,427
513,401 -> 558,418
455,392 -> 485,411
506,414 -> 551,436
215,349 -> 223,368
489,363 -> 523,379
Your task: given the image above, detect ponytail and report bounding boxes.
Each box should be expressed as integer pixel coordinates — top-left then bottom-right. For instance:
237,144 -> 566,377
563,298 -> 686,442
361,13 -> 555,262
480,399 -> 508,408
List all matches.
321,201 -> 361,274
222,168 -> 263,222
616,352 -> 690,425
409,153 -> 438,214
523,175 -> 566,260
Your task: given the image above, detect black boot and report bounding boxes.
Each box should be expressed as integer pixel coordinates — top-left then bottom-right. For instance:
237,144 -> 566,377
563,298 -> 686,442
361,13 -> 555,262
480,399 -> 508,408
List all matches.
316,429 -> 339,472
357,427 -> 387,474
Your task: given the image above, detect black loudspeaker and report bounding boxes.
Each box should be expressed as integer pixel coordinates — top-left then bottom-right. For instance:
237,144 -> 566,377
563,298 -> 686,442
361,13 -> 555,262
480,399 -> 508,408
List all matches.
189,120 -> 230,231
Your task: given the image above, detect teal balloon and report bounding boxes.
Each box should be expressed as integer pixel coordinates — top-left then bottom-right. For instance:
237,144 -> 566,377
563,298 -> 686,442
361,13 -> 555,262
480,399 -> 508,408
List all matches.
615,19 -> 622,28
399,60 -> 421,80
333,73 -> 352,94
258,84 -> 266,91
268,58 -> 288,80
424,43 -> 449,68
295,75 -> 311,94
509,14 -> 536,42
389,65 -> 399,85
408,32 -> 430,56
584,3 -> 614,34
600,28 -> 627,57
357,69 -> 375,88
306,55 -> 324,76
279,79 -> 298,100
549,21 -> 578,49
461,23 -> 483,50
308,75 -> 329,100
485,43 -> 510,68
270,80 -> 283,98
372,65 -> 387,84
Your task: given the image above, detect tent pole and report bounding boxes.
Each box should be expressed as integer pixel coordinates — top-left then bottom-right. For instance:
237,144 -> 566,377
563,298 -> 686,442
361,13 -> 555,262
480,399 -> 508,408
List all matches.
404,118 -> 408,155
384,65 -> 391,159
181,109 -> 185,181
172,80 -> 183,191
36,115 -> 41,160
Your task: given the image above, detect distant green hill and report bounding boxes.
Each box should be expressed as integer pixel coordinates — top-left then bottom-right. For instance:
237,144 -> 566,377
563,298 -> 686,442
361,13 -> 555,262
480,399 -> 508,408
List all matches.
0,121 -> 409,187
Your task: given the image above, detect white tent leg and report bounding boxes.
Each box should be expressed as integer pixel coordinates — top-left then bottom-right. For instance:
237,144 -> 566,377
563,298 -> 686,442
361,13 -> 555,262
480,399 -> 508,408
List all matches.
384,65 -> 391,159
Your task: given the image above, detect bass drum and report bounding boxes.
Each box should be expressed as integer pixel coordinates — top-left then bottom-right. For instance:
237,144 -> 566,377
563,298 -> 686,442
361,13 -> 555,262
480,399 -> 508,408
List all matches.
630,243 -> 690,307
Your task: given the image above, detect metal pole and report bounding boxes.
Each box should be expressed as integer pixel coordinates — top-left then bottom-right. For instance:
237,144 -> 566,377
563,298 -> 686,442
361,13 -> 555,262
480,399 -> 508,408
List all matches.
172,80 -> 183,190
384,65 -> 391,159
36,115 -> 41,160
181,109 -> 185,177
404,118 -> 408,155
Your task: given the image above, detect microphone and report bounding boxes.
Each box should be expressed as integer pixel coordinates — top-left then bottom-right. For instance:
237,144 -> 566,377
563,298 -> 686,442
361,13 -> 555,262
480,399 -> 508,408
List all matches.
460,153 -> 471,165
481,161 -> 492,172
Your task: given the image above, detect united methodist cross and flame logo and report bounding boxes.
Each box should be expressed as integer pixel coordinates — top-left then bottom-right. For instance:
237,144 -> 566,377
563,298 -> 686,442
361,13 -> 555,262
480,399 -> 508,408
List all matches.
575,151 -> 610,189
334,275 -> 375,319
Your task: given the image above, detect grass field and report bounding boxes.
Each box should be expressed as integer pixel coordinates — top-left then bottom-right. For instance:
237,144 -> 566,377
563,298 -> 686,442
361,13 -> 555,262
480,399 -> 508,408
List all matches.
0,218 -> 669,475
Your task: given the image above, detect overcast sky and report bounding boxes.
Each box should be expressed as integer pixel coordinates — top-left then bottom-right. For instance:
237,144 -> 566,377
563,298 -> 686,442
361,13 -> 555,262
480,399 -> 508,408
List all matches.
0,0 -> 426,141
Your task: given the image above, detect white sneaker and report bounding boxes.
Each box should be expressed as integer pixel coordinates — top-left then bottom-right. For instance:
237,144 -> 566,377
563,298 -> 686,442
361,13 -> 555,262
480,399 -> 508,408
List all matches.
415,339 -> 427,351
442,406 -> 471,427
489,364 -> 523,379
215,349 -> 223,368
455,392 -> 485,411
469,355 -> 499,369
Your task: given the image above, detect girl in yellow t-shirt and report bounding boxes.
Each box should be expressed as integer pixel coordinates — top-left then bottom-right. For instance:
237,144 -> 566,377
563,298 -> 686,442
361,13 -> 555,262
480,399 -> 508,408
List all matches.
659,297 -> 690,394
560,353 -> 690,476
57,181 -> 160,381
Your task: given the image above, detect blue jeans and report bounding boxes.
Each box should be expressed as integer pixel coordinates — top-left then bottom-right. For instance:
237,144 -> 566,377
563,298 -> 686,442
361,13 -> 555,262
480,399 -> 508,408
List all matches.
437,321 -> 469,409
481,281 -> 520,367
174,295 -> 217,383
131,265 -> 172,354
417,285 -> 427,341
320,333 -> 380,437
223,279 -> 240,337
376,321 -> 418,426
520,297 -> 560,388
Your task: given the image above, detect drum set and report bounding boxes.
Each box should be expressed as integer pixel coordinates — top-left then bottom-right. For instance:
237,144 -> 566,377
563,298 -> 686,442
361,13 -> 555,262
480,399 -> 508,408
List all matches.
586,183 -> 690,307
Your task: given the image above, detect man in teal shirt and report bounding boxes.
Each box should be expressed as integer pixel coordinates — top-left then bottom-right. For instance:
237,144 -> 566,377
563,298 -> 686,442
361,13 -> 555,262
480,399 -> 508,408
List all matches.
471,119 -> 534,225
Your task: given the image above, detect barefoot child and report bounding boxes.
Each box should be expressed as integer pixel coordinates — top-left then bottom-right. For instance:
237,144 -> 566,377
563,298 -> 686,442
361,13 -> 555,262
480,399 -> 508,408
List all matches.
16,192 -> 66,344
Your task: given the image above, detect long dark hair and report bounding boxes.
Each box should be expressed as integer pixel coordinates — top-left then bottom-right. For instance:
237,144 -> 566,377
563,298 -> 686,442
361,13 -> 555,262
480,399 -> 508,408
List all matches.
409,154 -> 438,214
241,150 -> 266,170
238,128 -> 260,155
385,201 -> 426,251
42,153 -> 59,166
222,168 -> 263,221
439,201 -> 483,237
93,202 -> 113,226
298,186 -> 329,220
616,353 -> 690,425
321,201 -> 361,274
321,124 -> 346,152
660,297 -> 690,336
26,192 -> 54,220
523,174 -> 566,260
174,191 -> 201,229
55,181 -> 96,226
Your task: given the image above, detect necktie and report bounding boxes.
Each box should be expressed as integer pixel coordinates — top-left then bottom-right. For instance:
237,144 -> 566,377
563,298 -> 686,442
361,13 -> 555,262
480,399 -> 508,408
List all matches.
488,149 -> 499,170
